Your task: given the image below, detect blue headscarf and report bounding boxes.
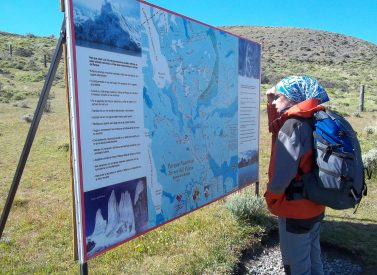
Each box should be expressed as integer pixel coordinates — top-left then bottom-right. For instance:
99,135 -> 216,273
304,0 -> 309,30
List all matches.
275,76 -> 329,104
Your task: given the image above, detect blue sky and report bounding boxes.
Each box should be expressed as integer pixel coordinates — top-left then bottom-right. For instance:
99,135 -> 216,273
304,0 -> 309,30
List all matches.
0,0 -> 376,45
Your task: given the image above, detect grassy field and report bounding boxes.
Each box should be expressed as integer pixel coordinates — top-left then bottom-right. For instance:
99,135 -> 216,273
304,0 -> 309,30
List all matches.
1,31 -> 377,273
0,84 -> 258,274
1,83 -> 376,273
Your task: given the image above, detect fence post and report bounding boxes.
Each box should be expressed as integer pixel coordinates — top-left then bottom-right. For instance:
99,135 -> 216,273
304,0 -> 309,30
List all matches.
359,84 -> 365,112
44,54 -> 47,68
9,44 -> 12,57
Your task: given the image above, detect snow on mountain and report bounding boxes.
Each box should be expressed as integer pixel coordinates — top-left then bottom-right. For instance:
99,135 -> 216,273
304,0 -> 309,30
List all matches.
74,1 -> 141,52
105,190 -> 119,236
134,180 -> 148,232
134,180 -> 144,204
110,3 -> 141,49
92,209 -> 107,236
73,4 -> 98,26
241,150 -> 257,160
117,191 -> 136,235
87,189 -> 136,256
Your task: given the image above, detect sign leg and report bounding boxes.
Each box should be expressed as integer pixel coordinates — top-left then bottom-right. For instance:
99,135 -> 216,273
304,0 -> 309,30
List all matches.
80,262 -> 88,275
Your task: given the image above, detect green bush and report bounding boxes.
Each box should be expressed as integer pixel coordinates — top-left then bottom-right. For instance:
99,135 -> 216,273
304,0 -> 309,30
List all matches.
15,47 -> 33,57
364,126 -> 375,136
58,143 -> 70,152
13,94 -> 25,101
44,100 -> 52,113
363,148 -> 377,179
225,190 -> 268,225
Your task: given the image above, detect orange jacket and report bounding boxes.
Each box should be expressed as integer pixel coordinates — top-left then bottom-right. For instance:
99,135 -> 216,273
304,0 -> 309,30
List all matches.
265,98 -> 326,219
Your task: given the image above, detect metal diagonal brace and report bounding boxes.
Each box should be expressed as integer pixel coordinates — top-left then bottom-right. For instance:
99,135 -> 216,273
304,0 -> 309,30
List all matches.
0,19 -> 66,238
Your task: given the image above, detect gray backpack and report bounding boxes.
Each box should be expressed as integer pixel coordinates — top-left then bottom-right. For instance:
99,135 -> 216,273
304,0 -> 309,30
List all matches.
301,110 -> 367,210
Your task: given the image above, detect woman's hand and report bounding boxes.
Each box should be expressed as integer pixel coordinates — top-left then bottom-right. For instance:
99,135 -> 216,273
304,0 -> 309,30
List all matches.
266,86 -> 277,104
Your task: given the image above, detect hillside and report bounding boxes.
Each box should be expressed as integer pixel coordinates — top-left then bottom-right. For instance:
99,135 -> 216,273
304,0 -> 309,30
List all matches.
224,26 -> 377,94
0,31 -> 63,103
1,27 -> 376,106
1,27 -> 377,100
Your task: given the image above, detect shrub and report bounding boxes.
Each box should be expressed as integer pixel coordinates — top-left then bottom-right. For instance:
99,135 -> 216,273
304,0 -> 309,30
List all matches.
13,94 -> 25,101
15,47 -> 33,57
352,112 -> 361,118
261,71 -> 285,85
363,148 -> 377,179
58,143 -> 70,152
15,61 -> 25,70
21,114 -> 33,123
225,190 -> 268,225
26,58 -> 38,71
25,33 -> 36,38
364,126 -> 375,136
0,90 -> 13,102
44,100 -> 52,113
14,100 -> 29,108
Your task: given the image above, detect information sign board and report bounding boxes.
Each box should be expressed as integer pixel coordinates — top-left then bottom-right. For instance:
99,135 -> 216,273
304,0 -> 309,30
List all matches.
64,0 -> 261,262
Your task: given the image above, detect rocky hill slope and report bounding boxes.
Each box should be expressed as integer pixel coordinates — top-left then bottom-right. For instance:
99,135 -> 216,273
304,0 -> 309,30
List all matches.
1,26 -> 376,103
223,26 -> 377,92
0,31 -> 61,103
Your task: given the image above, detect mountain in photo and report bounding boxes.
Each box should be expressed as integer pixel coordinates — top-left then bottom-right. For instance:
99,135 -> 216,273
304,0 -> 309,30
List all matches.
86,189 -> 136,256
73,0 -> 141,53
85,179 -> 149,256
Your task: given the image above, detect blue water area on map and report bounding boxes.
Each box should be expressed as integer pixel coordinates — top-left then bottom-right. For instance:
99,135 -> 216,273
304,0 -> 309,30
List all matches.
143,87 -> 153,109
226,50 -> 234,58
187,118 -> 200,135
208,154 -> 238,184
161,87 -> 184,132
211,99 -> 238,118
195,29 -> 219,117
160,164 -> 167,175
156,213 -> 165,224
163,191 -> 176,204
182,18 -> 190,39
219,31 -> 228,37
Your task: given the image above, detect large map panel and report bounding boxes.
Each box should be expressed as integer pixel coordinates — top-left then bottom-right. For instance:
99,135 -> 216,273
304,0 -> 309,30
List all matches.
65,0 -> 260,261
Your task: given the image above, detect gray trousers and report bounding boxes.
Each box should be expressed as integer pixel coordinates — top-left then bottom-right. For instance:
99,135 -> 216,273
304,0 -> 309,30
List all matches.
278,217 -> 324,275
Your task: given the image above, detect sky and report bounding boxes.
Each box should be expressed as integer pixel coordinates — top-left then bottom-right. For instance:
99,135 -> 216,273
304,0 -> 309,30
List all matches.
0,0 -> 376,45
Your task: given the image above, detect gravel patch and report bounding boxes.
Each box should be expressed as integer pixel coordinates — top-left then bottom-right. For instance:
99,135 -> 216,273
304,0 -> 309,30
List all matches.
237,231 -> 363,275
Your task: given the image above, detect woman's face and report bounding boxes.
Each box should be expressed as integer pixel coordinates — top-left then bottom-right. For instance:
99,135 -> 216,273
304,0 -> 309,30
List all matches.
272,93 -> 294,113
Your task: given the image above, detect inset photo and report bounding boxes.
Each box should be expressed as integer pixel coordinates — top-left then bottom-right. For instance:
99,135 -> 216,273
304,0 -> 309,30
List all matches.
238,39 -> 260,79
238,150 -> 258,187
84,177 -> 148,257
73,0 -> 141,55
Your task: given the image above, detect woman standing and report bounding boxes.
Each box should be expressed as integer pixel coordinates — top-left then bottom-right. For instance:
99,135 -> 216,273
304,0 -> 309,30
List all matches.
265,76 -> 329,275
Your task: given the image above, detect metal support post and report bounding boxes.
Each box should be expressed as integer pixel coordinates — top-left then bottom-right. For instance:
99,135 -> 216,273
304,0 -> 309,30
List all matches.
80,262 -> 88,275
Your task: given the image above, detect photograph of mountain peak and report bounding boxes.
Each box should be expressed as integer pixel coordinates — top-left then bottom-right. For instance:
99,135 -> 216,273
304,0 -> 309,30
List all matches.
73,0 -> 141,55
84,177 -> 148,257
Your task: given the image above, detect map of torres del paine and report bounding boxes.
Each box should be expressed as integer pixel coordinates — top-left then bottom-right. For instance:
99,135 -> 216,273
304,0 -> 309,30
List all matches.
67,0 -> 260,260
